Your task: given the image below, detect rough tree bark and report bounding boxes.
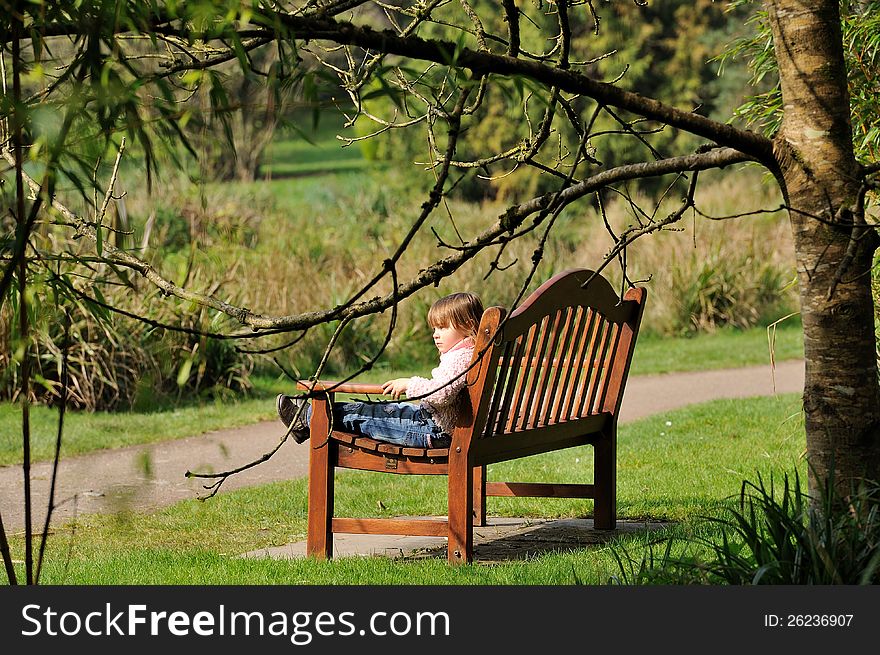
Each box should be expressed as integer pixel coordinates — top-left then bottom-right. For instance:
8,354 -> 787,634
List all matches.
767,0 -> 880,496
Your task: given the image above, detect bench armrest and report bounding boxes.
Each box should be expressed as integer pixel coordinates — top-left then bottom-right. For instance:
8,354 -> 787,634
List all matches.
295,380 -> 388,395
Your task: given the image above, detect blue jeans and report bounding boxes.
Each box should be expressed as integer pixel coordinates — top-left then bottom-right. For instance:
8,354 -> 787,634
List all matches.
308,401 -> 450,448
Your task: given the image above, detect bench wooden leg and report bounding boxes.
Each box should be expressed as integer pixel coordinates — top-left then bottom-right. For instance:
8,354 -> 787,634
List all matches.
307,399 -> 335,559
472,465 -> 487,527
448,450 -> 474,564
593,427 -> 617,530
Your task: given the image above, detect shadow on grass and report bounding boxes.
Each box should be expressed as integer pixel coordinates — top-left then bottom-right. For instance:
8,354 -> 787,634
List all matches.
402,518 -> 674,564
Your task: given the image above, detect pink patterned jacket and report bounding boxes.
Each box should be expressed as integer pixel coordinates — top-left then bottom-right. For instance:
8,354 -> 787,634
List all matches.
406,337 -> 475,435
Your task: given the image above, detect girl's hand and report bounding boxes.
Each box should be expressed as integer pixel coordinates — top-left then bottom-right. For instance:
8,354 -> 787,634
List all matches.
382,378 -> 410,399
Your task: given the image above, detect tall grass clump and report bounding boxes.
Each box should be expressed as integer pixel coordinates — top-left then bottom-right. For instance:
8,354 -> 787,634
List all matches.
0,276 -> 254,412
609,470 -> 880,585
0,177 -> 260,412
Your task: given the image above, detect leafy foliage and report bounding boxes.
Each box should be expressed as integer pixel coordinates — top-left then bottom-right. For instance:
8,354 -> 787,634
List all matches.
0,269 -> 254,411
610,470 -> 880,584
574,1 -> 753,162
363,0 -> 755,199
0,175 -> 260,411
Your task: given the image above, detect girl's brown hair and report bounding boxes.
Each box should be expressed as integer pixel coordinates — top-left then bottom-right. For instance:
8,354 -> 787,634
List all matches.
427,292 -> 484,338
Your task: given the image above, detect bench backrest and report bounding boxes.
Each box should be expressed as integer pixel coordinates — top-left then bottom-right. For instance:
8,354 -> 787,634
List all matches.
462,269 -> 646,442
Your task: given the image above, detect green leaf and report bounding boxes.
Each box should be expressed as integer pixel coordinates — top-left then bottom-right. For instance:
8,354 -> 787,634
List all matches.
177,357 -> 194,388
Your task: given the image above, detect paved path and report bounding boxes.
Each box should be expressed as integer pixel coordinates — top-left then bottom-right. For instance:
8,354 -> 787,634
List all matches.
0,360 -> 804,535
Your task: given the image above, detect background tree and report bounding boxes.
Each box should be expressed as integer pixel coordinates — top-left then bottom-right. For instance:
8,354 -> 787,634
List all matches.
189,43 -> 303,182
1,0 -> 878,583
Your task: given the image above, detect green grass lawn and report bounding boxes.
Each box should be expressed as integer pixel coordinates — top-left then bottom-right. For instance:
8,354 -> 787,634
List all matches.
0,396 -> 278,467
8,393 -> 805,585
0,324 -> 803,466
260,116 -> 378,178
261,141 -> 374,177
629,322 -> 802,376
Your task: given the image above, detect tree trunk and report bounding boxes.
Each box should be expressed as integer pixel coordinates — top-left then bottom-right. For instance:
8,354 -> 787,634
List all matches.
232,106 -> 276,183
767,0 -> 880,496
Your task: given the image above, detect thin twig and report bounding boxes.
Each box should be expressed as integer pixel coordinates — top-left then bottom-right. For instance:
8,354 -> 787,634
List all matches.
96,137 -> 127,226
0,510 -> 16,584
35,310 -> 71,584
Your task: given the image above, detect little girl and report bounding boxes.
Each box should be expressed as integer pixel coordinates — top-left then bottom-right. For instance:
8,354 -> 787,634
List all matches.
276,292 -> 484,449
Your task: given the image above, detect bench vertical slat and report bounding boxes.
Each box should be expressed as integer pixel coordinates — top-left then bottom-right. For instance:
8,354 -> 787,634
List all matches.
561,307 -> 598,421
490,338 -> 522,436
494,333 -> 528,436
543,306 -> 579,427
506,321 -> 539,433
594,322 -> 623,415
484,340 -> 514,437
574,314 -> 608,417
553,305 -> 589,425
517,312 -> 555,431
530,309 -> 565,427
584,319 -> 616,417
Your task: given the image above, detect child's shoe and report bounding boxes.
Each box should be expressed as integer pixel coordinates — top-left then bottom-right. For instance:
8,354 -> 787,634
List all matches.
276,394 -> 310,444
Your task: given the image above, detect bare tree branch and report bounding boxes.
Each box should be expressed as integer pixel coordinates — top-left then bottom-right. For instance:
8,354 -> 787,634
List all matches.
244,13 -> 775,162
35,311 -> 71,584
501,0 -> 520,57
15,10 -> 774,162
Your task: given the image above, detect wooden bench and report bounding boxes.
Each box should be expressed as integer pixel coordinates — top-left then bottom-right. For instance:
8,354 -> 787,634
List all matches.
296,268 -> 646,564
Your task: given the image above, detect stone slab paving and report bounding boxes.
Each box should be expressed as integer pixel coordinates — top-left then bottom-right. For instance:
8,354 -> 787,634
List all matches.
241,516 -> 670,562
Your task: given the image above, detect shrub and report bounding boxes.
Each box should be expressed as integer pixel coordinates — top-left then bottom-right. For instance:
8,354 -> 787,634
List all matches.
609,470 -> 880,585
668,247 -> 794,334
0,271 -> 254,412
